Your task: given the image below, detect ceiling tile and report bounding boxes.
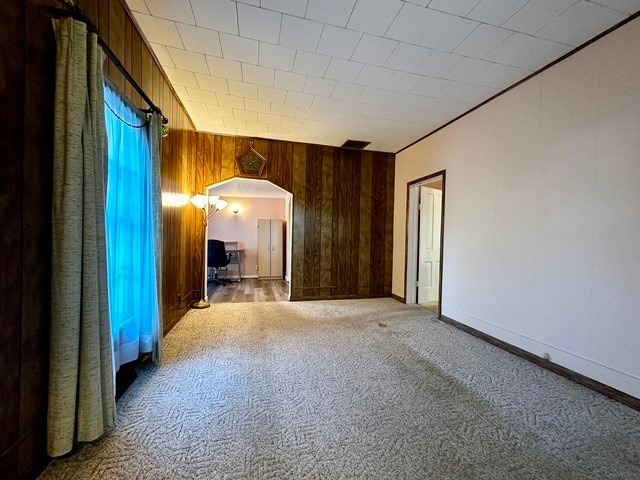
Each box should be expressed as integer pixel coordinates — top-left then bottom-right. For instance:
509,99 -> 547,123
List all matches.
467,0 -> 528,26
311,96 -> 342,109
207,104 -> 233,118
150,43 -> 174,67
316,25 -> 363,59
258,85 -> 288,103
355,65 -> 395,88
285,91 -> 315,108
303,77 -> 338,96
351,35 -> 398,66
163,67 -> 198,87
331,82 -> 365,100
185,88 -> 219,104
228,80 -> 259,98
295,107 -> 322,120
385,4 -> 442,44
237,3 -> 282,44
207,105 -> 234,117
536,1 -> 625,46
216,93 -> 246,109
420,13 -> 479,52
427,0 -> 482,16
224,117 -> 248,128
483,32 -> 573,69
347,0 -> 403,35
219,34 -> 259,64
325,58 -> 364,82
172,85 -> 190,99
279,15 -> 324,52
234,109 -> 258,121
258,112 -> 282,124
144,0 -> 195,23
274,70 -> 307,91
502,0 -> 576,34
195,73 -> 229,93
384,43 -> 431,72
281,116 -> 305,127
306,0 -> 356,27
132,13 -> 183,47
176,24 -> 222,56
384,71 -> 423,93
269,124 -> 291,134
413,50 -> 462,77
191,0 -> 238,35
246,121 -> 270,130
410,76 -> 451,96
270,103 -> 297,116
292,51 -> 331,77
438,81 -> 499,103
261,0 -> 308,16
259,43 -> 296,71
453,24 -> 512,58
474,63 -> 531,88
197,113 -> 224,125
242,64 -> 276,86
182,100 -> 209,114
244,98 -> 271,113
167,48 -> 209,73
443,57 -> 492,81
206,56 -> 243,81
589,0 -> 640,14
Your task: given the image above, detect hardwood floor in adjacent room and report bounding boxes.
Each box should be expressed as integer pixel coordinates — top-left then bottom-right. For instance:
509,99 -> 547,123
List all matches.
207,278 -> 289,303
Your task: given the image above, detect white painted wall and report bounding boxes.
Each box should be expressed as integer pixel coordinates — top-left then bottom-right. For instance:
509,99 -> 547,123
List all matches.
208,197 -> 285,278
393,18 -> 640,398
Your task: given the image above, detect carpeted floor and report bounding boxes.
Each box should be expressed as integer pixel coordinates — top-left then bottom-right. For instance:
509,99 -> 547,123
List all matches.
40,298 -> 640,479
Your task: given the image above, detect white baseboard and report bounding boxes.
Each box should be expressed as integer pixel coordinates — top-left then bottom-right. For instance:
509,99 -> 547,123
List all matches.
441,306 -> 640,399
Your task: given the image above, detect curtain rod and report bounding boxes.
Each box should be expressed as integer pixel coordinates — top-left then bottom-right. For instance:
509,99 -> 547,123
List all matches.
46,0 -> 168,125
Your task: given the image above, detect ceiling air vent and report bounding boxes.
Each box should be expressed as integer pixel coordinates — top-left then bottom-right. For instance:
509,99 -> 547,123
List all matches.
341,139 -> 371,150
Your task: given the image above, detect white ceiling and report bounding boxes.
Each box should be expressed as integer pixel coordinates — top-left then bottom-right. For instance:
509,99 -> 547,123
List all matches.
209,177 -> 290,198
126,0 -> 638,152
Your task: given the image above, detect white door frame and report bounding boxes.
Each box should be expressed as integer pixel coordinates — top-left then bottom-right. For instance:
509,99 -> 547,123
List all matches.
405,171 -> 446,314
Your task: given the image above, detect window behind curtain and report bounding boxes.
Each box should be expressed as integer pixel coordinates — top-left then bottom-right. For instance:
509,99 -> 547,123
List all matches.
104,83 -> 158,369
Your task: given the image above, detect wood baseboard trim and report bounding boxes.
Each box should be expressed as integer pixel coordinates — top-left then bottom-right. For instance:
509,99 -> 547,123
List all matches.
290,293 -> 391,302
391,293 -> 405,303
439,314 -> 640,412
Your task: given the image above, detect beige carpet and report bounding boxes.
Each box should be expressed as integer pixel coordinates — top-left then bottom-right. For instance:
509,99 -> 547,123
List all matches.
40,299 -> 640,479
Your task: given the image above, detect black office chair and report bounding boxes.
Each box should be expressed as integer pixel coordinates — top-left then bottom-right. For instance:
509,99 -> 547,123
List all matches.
208,239 -> 232,285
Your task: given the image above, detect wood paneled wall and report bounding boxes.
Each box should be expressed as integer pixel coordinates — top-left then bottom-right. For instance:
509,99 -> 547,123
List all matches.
194,135 -> 395,300
0,2 -> 55,478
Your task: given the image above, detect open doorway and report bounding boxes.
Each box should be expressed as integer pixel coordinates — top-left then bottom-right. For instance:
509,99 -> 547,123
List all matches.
202,178 -> 293,303
405,171 -> 445,317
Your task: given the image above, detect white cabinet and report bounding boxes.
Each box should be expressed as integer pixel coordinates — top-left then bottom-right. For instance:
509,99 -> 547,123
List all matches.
258,219 -> 284,278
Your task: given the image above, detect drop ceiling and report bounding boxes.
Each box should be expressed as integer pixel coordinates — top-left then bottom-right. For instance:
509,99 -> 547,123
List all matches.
125,0 -> 639,152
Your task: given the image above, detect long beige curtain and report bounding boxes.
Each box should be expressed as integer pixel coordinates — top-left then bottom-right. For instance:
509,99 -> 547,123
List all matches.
49,18 -> 115,457
149,113 -> 164,362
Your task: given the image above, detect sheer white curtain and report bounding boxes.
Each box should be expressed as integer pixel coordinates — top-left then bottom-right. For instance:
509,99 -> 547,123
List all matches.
104,84 -> 161,369
49,18 -> 115,457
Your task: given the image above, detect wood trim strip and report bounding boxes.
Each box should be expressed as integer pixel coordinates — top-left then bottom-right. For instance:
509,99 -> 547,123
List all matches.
439,314 -> 640,412
396,11 -> 640,155
391,293 -> 404,303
